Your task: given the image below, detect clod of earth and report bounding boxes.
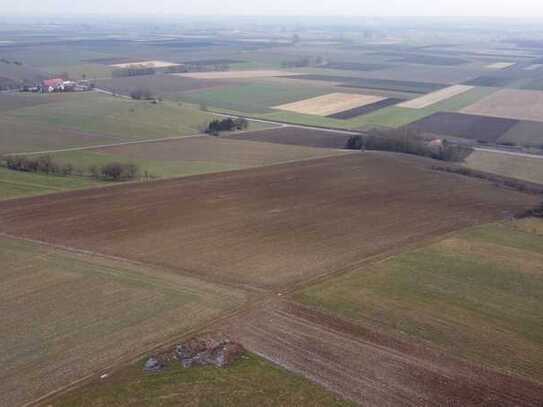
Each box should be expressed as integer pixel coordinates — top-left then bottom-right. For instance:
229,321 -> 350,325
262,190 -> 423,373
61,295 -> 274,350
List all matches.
143,357 -> 163,373
176,336 -> 244,368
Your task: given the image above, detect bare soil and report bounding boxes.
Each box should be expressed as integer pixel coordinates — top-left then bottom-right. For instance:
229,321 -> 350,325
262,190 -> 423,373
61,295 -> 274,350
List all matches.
0,153 -> 536,289
219,300 -> 543,406
406,111 -> 519,143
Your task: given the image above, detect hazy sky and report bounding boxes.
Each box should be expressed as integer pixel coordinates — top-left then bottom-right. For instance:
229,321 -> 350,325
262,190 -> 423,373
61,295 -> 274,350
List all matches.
3,0 -> 543,18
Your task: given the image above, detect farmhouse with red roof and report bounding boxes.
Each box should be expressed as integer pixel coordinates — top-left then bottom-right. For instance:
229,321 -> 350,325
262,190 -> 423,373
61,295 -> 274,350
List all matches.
41,78 -> 64,93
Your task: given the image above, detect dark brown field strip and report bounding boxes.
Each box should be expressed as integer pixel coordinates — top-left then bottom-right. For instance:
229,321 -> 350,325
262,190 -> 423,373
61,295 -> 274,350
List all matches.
406,111 -> 519,143
327,98 -> 403,119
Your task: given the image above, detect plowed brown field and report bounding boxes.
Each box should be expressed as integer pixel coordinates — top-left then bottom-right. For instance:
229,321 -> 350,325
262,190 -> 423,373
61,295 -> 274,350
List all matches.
0,153 -> 537,289
219,300 -> 543,406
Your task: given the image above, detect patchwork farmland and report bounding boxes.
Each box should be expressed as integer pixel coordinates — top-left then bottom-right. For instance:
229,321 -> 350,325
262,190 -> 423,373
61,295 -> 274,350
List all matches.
273,92 -> 387,116
3,17 -> 543,407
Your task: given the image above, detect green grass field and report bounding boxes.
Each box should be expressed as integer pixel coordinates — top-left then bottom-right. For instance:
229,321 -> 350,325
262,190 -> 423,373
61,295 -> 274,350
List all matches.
0,167 -> 101,201
51,353 -> 353,407
48,149 -> 243,179
44,134 -> 347,179
0,92 -> 274,155
180,82 -> 335,113
2,92 -> 218,142
296,220 -> 543,384
0,236 -> 248,407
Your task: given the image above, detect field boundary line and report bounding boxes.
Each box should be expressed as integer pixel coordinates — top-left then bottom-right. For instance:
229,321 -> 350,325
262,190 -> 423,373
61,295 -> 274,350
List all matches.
5,134 -> 206,156
0,231 -> 268,294
282,223 -> 487,296
0,150 -> 359,205
24,294 -> 276,407
3,123 -> 283,157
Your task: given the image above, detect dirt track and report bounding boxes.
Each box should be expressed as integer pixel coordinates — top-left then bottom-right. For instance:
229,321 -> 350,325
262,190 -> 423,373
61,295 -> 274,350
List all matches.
220,300 -> 543,406
0,153 -> 537,289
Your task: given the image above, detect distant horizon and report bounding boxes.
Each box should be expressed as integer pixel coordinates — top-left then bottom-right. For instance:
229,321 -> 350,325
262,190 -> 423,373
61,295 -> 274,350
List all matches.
2,0 -> 543,20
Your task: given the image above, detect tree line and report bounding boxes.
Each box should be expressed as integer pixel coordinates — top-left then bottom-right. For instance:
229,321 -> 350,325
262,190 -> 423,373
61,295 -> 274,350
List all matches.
345,128 -> 473,162
206,118 -> 249,135
1,155 -> 141,182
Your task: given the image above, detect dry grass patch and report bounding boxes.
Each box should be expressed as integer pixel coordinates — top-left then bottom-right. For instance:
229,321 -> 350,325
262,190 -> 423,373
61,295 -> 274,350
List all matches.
461,88 -> 543,122
274,92 -> 387,116
174,70 -> 296,80
465,149 -> 543,185
110,60 -> 180,68
485,62 -> 516,69
0,237 -> 247,407
398,85 -> 473,109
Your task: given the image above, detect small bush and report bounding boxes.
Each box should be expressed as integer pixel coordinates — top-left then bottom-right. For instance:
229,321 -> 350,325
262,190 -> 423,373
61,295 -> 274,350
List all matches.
345,135 -> 364,150
100,162 -> 139,181
130,88 -> 153,100
206,117 -> 248,135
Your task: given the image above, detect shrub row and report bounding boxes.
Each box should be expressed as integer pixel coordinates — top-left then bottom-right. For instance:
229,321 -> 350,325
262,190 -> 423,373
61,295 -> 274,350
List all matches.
346,128 -> 473,163
1,155 -> 140,182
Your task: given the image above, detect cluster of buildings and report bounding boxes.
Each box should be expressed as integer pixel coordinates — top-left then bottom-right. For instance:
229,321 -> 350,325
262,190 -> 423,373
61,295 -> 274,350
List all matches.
22,78 -> 92,93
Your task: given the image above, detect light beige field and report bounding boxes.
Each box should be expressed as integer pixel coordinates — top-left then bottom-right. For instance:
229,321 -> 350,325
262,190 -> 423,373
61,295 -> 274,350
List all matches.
174,70 -> 296,79
111,60 -> 180,68
485,62 -> 515,69
465,149 -> 543,185
398,85 -> 474,109
274,92 -> 386,116
524,64 -> 543,71
461,88 -> 543,122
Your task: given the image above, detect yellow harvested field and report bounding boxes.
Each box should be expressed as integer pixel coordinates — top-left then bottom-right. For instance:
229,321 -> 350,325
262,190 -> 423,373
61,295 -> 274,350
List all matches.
111,60 -> 180,68
398,85 -> 474,109
485,62 -> 515,69
273,92 -> 387,116
461,88 -> 543,122
174,70 -> 296,79
465,149 -> 543,185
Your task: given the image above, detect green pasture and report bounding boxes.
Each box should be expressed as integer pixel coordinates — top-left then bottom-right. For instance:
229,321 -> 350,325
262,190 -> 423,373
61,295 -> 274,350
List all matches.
296,220 -> 543,384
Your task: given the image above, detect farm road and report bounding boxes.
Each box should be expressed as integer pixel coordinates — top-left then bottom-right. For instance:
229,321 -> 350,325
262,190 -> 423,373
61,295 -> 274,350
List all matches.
218,300 -> 543,407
